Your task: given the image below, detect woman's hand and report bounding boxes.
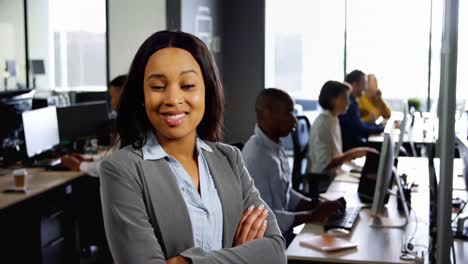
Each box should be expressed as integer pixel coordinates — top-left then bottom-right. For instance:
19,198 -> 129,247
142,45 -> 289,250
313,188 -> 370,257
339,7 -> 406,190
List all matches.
234,204 -> 269,246
166,256 -> 189,264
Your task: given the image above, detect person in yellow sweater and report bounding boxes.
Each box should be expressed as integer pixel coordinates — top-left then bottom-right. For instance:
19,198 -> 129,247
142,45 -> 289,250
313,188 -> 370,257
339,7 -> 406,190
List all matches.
358,74 -> 391,123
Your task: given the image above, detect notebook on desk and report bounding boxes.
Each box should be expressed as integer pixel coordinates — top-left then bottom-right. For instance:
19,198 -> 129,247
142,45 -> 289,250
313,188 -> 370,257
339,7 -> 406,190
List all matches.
300,234 -> 357,252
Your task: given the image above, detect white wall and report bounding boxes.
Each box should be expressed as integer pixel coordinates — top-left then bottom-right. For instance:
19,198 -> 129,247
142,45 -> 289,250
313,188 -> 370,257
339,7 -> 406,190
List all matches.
108,0 -> 166,79
27,0 -> 53,90
0,0 -> 26,89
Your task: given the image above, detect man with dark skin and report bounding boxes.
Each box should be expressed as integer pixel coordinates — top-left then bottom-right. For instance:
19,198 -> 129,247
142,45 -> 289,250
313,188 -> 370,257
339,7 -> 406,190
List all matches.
242,88 -> 346,244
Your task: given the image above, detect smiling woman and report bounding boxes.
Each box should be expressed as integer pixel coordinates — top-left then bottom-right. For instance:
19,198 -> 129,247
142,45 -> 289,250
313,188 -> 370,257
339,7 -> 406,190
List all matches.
143,48 -> 206,141
100,31 -> 287,264
116,31 -> 223,148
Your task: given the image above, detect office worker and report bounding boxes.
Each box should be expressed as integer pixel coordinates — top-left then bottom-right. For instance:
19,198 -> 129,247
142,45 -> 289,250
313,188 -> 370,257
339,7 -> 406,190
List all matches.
60,75 -> 127,176
100,31 -> 286,264
358,74 -> 391,123
242,88 -> 346,244
339,70 -> 384,151
308,81 -> 377,174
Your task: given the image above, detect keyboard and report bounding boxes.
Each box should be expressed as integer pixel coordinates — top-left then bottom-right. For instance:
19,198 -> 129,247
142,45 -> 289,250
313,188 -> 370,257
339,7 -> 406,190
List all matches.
324,206 -> 361,231
46,162 -> 69,171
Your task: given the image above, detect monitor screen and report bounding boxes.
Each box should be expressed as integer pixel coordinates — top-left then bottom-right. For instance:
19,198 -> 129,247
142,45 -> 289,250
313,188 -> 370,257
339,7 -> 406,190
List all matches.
56,101 -> 110,142
22,106 -> 60,158
371,132 -> 395,216
5,60 -> 16,77
30,59 -> 45,75
395,103 -> 410,155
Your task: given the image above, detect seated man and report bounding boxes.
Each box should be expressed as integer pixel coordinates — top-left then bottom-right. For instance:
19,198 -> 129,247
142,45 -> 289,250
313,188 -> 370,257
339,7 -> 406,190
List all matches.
242,88 -> 346,244
358,74 -> 391,124
340,70 -> 384,151
60,75 -> 127,176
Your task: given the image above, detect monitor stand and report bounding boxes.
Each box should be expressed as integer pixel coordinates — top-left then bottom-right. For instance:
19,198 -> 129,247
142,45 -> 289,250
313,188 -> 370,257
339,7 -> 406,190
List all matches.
370,170 -> 411,228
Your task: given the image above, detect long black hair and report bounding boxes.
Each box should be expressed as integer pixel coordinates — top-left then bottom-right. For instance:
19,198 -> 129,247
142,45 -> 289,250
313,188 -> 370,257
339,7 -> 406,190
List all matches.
116,30 -> 224,148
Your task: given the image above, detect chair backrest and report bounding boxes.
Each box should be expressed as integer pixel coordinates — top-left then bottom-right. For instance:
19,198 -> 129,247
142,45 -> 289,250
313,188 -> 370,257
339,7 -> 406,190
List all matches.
291,115 -> 311,189
230,142 -> 244,151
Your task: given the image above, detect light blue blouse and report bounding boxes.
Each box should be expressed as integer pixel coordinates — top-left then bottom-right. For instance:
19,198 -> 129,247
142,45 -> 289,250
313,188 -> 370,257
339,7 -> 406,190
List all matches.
142,132 -> 223,251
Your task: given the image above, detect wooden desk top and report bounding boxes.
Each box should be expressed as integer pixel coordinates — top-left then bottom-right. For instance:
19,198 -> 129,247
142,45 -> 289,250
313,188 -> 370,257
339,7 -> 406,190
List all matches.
287,157 -> 430,264
0,168 -> 84,210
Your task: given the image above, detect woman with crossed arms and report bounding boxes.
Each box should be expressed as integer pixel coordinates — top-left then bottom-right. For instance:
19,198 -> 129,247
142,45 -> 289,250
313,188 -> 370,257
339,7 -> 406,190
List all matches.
100,30 -> 286,264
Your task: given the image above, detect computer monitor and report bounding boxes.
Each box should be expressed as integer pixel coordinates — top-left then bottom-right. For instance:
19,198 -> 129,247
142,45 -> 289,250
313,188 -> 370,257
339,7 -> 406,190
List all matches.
56,101 -> 110,142
30,60 -> 45,75
22,106 -> 60,158
395,102 -> 410,156
370,132 -> 411,228
371,133 -> 395,215
5,60 -> 16,77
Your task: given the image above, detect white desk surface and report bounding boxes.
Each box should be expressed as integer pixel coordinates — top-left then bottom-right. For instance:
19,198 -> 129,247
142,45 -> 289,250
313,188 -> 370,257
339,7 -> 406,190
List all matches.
287,157 -> 430,264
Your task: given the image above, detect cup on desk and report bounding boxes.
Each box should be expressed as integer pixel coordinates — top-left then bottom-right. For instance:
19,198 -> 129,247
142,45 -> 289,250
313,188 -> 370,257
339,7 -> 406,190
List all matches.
13,169 -> 28,190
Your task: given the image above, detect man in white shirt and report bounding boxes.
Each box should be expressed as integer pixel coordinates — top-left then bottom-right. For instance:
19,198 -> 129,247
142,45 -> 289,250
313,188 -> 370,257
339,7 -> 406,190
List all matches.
60,75 -> 127,176
242,88 -> 346,244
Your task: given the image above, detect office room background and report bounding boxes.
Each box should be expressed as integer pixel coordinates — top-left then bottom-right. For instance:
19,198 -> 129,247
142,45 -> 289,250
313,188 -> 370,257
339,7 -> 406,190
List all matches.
0,0 -> 467,264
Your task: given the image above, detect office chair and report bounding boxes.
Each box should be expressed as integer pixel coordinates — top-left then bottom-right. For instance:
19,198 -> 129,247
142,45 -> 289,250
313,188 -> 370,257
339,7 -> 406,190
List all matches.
230,142 -> 244,151
291,116 -> 310,191
291,115 -> 335,197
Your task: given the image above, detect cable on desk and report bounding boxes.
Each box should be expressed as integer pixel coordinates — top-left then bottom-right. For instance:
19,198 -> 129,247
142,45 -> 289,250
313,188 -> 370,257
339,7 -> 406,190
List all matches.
451,238 -> 456,264
400,208 -> 427,263
408,208 -> 419,242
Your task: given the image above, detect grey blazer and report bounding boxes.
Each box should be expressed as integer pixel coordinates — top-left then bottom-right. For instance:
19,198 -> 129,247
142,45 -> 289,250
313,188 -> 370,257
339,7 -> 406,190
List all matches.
100,141 -> 287,264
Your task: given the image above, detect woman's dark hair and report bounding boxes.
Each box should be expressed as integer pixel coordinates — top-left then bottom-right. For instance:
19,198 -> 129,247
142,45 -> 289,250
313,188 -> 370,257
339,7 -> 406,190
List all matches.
109,74 -> 128,90
116,30 -> 224,148
318,81 -> 349,111
345,69 -> 365,85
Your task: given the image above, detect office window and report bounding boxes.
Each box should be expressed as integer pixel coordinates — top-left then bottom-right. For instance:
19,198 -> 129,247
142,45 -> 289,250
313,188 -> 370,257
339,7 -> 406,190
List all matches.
265,0 -> 345,100
0,0 -> 26,90
346,0 -> 431,101
52,0 -> 106,91
429,0 -> 467,111
458,0 -> 468,101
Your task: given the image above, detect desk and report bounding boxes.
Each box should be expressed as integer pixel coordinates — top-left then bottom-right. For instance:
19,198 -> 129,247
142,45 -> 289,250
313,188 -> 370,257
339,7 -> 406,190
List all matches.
441,159 -> 468,264
287,157 -> 430,264
368,114 -> 438,146
434,158 -> 466,190
0,168 -> 83,209
452,189 -> 468,263
368,118 -> 437,158
0,168 -> 110,263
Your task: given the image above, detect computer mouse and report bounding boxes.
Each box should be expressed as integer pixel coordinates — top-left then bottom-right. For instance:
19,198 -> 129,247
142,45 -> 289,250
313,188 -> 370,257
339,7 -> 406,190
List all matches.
326,228 -> 350,237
